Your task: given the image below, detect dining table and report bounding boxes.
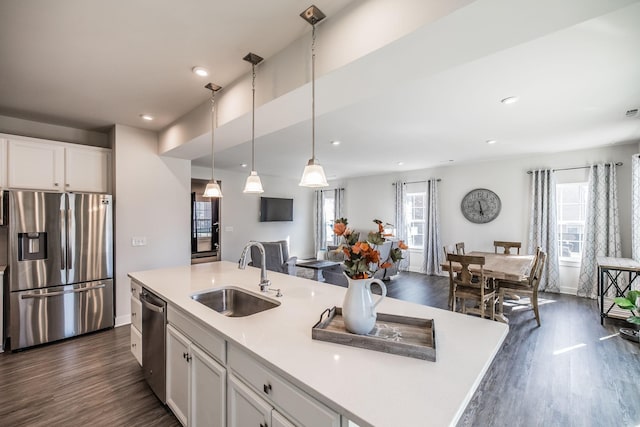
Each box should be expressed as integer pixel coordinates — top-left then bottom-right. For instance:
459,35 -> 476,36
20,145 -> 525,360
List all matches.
441,251 -> 536,322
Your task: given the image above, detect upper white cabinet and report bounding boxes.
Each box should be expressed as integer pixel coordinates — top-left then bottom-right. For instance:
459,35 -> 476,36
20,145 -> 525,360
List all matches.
4,135 -> 111,193
65,145 -> 111,193
0,139 -> 7,188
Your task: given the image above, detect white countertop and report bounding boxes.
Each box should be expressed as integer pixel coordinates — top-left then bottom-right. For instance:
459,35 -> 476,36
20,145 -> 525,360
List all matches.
128,261 -> 508,427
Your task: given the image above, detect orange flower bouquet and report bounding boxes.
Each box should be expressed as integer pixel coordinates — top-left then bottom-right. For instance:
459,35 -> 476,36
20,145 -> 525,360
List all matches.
333,218 -> 407,279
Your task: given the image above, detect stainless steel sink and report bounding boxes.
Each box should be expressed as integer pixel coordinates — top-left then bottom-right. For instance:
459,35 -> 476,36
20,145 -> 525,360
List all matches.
190,287 -> 280,317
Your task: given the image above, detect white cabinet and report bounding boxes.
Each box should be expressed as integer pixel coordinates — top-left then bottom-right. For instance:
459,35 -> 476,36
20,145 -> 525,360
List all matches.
167,324 -> 226,427
7,138 -> 64,191
228,374 -> 298,427
5,136 -> 111,193
64,145 -> 111,193
130,281 -> 142,365
228,344 -> 340,427
0,139 -> 7,188
167,325 -> 190,426
228,374 -> 272,427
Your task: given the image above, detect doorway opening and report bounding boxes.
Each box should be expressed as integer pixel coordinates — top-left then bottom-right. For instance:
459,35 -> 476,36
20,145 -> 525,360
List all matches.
191,179 -> 220,264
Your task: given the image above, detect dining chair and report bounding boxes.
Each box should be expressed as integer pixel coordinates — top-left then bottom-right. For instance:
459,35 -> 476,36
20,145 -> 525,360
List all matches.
494,240 -> 521,255
455,242 -> 466,255
447,253 -> 495,320
496,250 -> 547,326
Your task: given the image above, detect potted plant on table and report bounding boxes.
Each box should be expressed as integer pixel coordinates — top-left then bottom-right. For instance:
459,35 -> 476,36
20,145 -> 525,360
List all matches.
614,290 -> 640,343
333,218 -> 407,334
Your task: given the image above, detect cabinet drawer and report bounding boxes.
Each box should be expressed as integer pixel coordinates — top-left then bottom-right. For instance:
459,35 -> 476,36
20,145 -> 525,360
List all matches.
131,296 -> 142,331
228,345 -> 340,427
130,325 -> 142,366
168,304 -> 226,365
130,280 -> 142,300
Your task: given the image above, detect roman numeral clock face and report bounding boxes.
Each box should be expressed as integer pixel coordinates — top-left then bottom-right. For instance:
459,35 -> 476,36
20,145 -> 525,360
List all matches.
461,188 -> 501,224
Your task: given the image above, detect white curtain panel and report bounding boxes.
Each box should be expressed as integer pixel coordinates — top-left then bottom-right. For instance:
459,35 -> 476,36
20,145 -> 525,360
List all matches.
313,190 -> 325,254
632,155 -> 640,261
422,179 -> 443,275
527,169 -> 560,292
333,188 -> 345,245
394,181 -> 410,271
577,163 -> 622,298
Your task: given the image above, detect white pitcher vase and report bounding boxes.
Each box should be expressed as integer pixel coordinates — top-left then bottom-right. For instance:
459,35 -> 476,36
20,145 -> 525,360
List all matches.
342,273 -> 387,335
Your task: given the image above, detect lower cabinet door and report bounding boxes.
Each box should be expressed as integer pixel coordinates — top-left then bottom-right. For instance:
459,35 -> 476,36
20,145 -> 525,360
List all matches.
272,410 -> 296,427
191,344 -> 226,427
130,325 -> 142,366
167,325 -> 190,426
228,374 -> 272,427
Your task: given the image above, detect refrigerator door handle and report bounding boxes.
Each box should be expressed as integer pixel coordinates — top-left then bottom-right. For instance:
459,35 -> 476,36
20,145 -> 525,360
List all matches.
140,293 -> 165,313
67,205 -> 73,271
20,283 -> 107,299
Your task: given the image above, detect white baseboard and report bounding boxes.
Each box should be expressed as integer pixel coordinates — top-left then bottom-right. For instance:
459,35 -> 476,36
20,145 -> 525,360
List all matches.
115,314 -> 131,327
558,286 -> 577,295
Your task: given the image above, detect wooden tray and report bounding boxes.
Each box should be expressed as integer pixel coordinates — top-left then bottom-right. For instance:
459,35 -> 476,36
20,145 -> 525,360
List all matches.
311,307 -> 436,361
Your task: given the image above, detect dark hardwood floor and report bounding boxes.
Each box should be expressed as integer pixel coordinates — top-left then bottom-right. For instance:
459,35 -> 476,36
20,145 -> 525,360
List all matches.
1,272 -> 638,426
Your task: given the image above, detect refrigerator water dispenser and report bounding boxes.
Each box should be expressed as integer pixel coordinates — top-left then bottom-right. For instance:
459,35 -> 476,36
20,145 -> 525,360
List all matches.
18,232 -> 48,261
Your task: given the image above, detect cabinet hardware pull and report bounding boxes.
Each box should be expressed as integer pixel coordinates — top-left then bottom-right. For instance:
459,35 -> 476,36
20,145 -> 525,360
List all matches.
263,383 -> 272,394
183,352 -> 188,359
54,183 -> 59,186
260,423 -> 268,427
132,312 -> 136,316
186,354 -> 192,362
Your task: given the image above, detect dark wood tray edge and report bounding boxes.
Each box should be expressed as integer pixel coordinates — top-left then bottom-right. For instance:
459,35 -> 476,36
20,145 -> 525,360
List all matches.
312,307 -> 436,362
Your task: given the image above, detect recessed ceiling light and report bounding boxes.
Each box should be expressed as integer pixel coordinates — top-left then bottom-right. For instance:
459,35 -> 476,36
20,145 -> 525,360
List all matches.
486,139 -> 497,144
331,140 -> 341,146
240,163 -> 247,168
397,162 -> 404,166
192,66 -> 209,77
500,96 -> 519,105
140,114 -> 154,121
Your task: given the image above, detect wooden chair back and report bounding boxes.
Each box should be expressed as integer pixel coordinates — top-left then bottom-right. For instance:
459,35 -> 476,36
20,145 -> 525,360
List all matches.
447,253 -> 485,287
455,242 -> 466,255
530,251 -> 547,291
494,240 -> 521,255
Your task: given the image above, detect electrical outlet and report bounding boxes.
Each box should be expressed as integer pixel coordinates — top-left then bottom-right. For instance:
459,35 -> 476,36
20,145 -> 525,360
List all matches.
131,237 -> 147,247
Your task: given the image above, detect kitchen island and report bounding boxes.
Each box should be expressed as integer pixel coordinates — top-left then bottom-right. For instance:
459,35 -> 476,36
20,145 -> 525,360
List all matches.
129,261 -> 508,427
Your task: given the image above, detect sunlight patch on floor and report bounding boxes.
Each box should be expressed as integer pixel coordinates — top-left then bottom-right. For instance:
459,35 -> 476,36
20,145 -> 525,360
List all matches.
598,333 -> 620,341
553,343 -> 586,355
503,298 -> 556,311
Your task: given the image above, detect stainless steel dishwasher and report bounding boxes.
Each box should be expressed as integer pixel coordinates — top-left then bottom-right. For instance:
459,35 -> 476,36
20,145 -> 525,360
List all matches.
140,289 -> 167,403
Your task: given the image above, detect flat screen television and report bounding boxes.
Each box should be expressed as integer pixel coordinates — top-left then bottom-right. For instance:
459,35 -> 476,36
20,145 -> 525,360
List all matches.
260,197 -> 293,222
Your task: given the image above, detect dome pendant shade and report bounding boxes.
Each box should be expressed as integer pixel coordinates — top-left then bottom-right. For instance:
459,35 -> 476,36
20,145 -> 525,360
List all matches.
203,181 -> 223,198
299,158 -> 328,187
243,170 -> 264,193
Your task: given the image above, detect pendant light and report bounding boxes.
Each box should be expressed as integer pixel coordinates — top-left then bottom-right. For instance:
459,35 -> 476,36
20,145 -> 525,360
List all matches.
242,52 -> 265,194
299,5 -> 329,188
203,82 -> 223,197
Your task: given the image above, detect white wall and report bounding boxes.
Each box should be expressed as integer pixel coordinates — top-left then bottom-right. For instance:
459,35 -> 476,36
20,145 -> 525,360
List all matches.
192,166 -> 315,262
113,125 -> 191,325
341,142 -> 639,293
0,114 -> 109,147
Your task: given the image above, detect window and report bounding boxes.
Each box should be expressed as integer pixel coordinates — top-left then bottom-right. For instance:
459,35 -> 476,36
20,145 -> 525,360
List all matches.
406,192 -> 426,249
323,191 -> 336,246
556,182 -> 588,261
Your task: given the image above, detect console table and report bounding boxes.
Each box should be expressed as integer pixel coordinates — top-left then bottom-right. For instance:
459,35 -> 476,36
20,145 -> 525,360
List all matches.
597,257 -> 640,325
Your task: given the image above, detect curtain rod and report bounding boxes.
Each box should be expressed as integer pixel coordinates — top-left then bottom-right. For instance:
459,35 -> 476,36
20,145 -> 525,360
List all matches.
392,179 -> 441,185
526,162 -> 622,174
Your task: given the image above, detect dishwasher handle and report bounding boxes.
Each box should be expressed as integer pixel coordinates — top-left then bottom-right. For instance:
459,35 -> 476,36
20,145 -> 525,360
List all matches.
140,292 -> 165,313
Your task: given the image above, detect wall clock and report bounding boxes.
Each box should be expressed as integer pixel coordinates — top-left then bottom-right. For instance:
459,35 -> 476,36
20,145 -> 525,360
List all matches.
461,188 -> 501,224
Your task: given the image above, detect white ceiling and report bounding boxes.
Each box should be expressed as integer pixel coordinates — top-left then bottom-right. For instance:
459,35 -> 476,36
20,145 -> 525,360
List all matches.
2,1 -> 639,182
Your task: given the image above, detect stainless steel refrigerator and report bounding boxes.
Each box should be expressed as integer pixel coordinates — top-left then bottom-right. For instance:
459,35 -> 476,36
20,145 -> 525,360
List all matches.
6,190 -> 113,350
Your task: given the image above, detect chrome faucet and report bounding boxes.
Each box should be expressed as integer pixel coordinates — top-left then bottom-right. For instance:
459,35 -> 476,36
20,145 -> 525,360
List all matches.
238,241 -> 272,292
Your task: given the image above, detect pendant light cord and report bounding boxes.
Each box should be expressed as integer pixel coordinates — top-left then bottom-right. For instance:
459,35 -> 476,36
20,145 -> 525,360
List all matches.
251,63 -> 256,171
210,91 -> 216,181
311,23 -> 316,161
